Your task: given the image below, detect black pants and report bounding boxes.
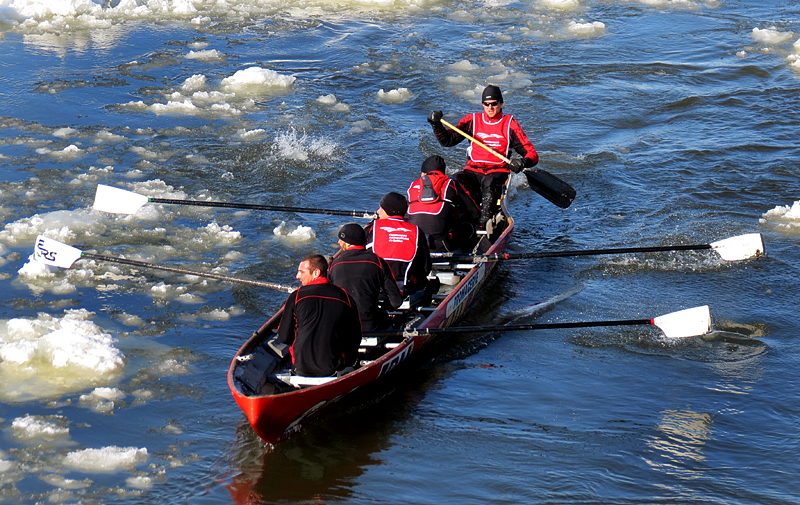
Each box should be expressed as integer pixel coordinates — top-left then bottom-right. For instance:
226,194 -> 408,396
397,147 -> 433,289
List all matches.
452,170 -> 509,206
453,170 -> 509,226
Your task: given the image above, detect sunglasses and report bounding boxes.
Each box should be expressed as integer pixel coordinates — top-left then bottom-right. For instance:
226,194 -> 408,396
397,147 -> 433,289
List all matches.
482,101 -> 500,107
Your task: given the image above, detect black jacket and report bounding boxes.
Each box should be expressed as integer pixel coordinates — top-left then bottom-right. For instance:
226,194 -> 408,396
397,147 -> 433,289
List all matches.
277,278 -> 362,377
329,247 -> 403,331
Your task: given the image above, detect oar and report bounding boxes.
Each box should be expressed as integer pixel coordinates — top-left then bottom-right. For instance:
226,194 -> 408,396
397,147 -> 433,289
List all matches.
365,305 -> 711,339
92,184 -> 377,219
431,233 -> 765,263
32,235 -> 296,293
440,118 -> 576,209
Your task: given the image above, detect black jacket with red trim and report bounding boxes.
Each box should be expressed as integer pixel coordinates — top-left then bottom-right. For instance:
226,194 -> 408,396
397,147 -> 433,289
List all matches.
277,278 -> 362,377
329,246 -> 403,331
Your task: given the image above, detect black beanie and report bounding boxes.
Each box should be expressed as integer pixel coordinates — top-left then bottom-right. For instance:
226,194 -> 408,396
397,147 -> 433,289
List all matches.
338,223 -> 366,246
421,155 -> 446,174
482,85 -> 503,103
379,192 -> 408,216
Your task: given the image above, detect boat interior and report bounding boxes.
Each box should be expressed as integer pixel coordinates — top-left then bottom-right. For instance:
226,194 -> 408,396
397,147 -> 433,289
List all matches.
232,207 -> 511,396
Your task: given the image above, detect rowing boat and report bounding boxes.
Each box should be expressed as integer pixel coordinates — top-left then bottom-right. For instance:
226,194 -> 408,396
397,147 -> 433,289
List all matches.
227,186 -> 515,445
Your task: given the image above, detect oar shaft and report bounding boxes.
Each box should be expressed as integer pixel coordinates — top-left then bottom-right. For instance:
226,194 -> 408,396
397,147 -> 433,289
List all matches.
148,197 -> 375,219
440,119 -> 510,164
363,318 -> 654,338
432,243 -> 713,262
82,252 -> 295,292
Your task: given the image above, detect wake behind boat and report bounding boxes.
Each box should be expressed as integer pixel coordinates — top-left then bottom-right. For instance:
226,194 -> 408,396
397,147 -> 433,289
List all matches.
226,186 -> 516,445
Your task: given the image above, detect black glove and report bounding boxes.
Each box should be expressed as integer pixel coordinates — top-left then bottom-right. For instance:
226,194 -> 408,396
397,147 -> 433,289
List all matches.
427,110 -> 443,126
509,158 -> 524,173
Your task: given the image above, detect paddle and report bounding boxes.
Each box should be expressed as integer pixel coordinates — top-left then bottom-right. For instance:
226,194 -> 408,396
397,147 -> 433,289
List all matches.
364,305 -> 711,339
92,184 -> 377,219
32,235 -> 296,293
439,118 -> 576,209
431,233 -> 765,263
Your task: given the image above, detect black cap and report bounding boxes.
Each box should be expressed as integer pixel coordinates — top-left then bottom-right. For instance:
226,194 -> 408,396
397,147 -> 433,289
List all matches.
338,223 -> 366,246
421,155 -> 446,174
379,192 -> 408,216
482,85 -> 503,103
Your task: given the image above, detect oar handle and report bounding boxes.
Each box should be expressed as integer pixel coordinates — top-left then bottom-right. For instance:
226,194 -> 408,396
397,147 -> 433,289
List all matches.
432,243 -> 713,262
82,252 -> 296,293
440,119 -> 511,164
149,198 -> 376,219
363,318 -> 654,338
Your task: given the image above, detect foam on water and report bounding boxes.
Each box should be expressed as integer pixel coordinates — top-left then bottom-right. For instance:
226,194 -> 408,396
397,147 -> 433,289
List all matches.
273,128 -> 338,161
0,309 -> 124,401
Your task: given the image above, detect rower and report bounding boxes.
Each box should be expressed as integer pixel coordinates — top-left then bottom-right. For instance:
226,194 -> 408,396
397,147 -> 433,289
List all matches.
276,254 -> 362,377
364,191 -> 432,298
329,223 -> 403,331
427,85 -> 539,229
406,155 -> 480,253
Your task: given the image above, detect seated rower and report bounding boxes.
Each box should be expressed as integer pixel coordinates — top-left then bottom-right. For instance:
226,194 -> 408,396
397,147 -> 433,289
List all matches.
329,223 -> 403,331
407,155 -> 480,253
277,254 -> 362,377
364,192 -> 432,297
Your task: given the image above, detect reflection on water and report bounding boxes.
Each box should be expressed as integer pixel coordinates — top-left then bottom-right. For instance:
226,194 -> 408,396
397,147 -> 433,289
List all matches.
223,403 -> 392,503
645,409 -> 713,467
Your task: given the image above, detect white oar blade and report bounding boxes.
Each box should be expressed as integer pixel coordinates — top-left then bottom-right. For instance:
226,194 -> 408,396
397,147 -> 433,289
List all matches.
652,305 -> 711,338
33,235 -> 82,269
710,233 -> 765,262
93,184 -> 149,215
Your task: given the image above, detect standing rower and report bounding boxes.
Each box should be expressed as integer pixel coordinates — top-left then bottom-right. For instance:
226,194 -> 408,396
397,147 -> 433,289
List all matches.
427,85 -> 538,229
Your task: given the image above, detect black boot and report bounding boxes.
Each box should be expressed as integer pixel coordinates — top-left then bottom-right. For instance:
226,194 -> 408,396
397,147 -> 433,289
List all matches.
478,192 -> 495,229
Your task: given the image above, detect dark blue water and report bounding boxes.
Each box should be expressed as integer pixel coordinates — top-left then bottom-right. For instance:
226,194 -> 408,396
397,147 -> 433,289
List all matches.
1,0 -> 799,503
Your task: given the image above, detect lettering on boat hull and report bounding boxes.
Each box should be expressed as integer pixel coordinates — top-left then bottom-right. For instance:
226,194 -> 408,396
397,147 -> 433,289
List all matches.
445,263 -> 485,319
379,342 -> 413,377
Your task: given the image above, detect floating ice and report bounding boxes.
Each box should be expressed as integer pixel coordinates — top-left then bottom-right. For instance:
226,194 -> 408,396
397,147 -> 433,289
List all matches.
752,27 -> 793,45
185,49 -> 224,61
181,74 -> 207,92
0,310 -> 125,402
760,201 -> 800,233
237,128 -> 265,139
53,127 -> 78,139
376,87 -> 412,104
0,208 -> 100,245
127,475 -> 153,489
11,414 -> 70,440
39,474 -> 93,489
568,20 -> 606,36
94,130 -> 127,142
220,66 -> 296,92
541,0 -> 579,11
63,446 -> 147,472
273,221 -> 316,243
317,94 -> 337,104
449,60 -> 480,71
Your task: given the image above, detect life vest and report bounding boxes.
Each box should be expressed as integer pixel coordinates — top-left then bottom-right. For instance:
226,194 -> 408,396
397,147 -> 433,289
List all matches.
370,217 -> 419,263
407,172 -> 452,216
468,113 -> 514,167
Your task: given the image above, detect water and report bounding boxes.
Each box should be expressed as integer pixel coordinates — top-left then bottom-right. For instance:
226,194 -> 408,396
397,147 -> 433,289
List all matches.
1,0 -> 799,503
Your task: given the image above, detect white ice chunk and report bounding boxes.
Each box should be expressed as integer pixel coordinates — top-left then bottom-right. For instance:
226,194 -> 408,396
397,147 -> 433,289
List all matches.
63,446 -> 147,472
